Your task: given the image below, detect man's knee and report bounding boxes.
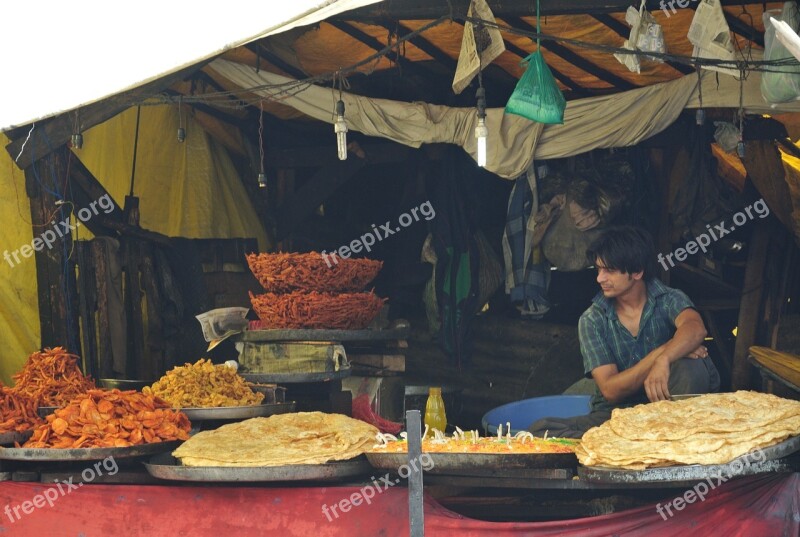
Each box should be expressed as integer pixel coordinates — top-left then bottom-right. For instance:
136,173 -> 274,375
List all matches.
669,358 -> 716,394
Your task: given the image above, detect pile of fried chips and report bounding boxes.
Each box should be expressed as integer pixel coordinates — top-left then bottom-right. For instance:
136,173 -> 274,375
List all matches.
24,389 -> 191,449
173,412 -> 378,467
143,359 -> 264,408
576,391 -> 800,470
0,386 -> 42,433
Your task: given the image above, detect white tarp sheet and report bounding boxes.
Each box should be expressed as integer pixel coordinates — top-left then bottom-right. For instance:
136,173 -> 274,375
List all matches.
0,0 -> 381,131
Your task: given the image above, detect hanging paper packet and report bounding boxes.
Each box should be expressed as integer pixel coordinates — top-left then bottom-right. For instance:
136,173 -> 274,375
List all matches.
505,50 -> 566,124
614,0 -> 666,73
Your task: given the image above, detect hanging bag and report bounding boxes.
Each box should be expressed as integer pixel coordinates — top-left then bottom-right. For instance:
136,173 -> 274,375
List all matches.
504,0 -> 565,124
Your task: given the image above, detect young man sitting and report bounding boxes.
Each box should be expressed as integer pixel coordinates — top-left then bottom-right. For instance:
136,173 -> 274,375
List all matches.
530,226 -> 721,438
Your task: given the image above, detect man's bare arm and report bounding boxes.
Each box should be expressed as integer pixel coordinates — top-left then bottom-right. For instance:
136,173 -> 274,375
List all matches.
643,308 -> 707,401
592,309 -> 708,404
591,347 -> 665,404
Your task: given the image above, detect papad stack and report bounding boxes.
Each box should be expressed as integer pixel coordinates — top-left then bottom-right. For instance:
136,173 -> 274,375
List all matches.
576,391 -> 800,470
173,411 -> 378,467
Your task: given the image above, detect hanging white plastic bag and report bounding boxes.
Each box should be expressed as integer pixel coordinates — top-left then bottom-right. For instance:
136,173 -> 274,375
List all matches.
762,3 -> 800,104
614,0 -> 666,73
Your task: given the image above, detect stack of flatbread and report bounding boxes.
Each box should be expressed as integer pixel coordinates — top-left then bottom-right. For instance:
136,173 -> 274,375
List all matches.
576,391 -> 800,470
173,412 -> 379,467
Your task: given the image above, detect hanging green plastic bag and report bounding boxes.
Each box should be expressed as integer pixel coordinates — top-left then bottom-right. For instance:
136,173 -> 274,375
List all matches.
505,50 -> 566,124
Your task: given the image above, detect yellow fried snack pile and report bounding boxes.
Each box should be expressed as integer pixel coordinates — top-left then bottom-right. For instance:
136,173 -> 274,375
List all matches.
143,359 -> 264,408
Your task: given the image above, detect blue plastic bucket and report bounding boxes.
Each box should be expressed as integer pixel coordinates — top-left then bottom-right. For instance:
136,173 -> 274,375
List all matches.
481,395 -> 592,435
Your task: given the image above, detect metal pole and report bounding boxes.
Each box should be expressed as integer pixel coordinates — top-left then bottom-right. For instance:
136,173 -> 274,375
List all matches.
406,409 -> 424,537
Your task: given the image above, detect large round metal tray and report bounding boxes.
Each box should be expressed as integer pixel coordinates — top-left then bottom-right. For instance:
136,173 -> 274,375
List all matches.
144,453 -> 372,482
0,440 -> 182,461
242,368 -> 351,384
177,402 -> 296,421
578,435 -> 800,484
366,451 -> 577,475
0,430 -> 33,446
241,327 -> 409,342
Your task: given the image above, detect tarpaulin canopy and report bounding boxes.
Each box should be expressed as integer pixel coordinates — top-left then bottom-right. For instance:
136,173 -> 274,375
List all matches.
0,0 -> 382,131
209,59 -> 800,179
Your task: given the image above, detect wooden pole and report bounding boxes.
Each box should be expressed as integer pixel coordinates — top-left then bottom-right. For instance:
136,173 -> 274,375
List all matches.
24,147 -> 81,353
731,220 -> 770,389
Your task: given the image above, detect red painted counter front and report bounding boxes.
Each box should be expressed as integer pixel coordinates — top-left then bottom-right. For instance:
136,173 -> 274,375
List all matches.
0,473 -> 796,536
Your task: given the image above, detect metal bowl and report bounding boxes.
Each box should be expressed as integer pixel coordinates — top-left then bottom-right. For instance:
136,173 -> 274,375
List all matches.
98,379 -> 155,391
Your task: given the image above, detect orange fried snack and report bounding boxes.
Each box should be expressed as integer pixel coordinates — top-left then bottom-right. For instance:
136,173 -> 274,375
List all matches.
0,386 -> 42,433
249,290 -> 386,330
24,389 -> 191,449
246,252 -> 382,293
12,347 -> 95,407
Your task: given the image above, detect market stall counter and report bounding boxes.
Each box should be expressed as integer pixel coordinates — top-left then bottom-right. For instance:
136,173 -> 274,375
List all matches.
0,472 -> 796,536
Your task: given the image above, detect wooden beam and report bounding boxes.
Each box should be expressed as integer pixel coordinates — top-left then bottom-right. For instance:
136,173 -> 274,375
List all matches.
504,16 -> 637,91
731,220 -> 770,389
24,147 -> 81,352
248,43 -> 308,81
276,157 -> 367,239
326,20 -> 445,95
6,60 -> 210,169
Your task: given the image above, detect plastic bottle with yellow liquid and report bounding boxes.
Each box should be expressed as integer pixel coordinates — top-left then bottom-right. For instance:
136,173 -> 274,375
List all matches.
424,387 -> 447,435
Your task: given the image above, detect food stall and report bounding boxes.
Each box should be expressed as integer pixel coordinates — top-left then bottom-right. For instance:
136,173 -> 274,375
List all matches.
0,253 -> 797,536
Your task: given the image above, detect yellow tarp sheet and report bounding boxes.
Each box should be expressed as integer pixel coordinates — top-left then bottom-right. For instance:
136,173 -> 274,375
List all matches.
74,105 -> 269,249
0,105 -> 268,383
0,134 -> 41,384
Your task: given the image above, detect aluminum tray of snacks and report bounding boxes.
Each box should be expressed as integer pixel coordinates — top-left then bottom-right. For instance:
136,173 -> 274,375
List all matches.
578,435 -> 800,484
0,440 -> 183,461
177,402 -> 296,421
367,429 -> 580,478
144,452 -> 371,482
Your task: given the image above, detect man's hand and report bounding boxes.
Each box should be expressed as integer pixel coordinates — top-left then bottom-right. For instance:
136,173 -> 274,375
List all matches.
686,344 -> 709,359
644,357 -> 671,402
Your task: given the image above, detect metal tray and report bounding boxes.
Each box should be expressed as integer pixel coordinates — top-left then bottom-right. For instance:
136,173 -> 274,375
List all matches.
0,430 -> 33,446
242,368 -> 351,384
578,435 -> 800,484
177,402 -> 296,421
241,327 -> 409,342
0,440 -> 182,461
366,451 -> 577,476
144,453 -> 372,482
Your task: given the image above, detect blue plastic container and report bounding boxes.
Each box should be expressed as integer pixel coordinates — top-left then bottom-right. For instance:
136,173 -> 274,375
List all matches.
481,395 -> 592,435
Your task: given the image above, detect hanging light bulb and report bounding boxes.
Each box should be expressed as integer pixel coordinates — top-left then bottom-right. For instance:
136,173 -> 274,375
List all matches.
475,86 -> 488,167
257,101 -> 268,188
695,109 -> 705,126
737,139 -> 746,158
334,99 -> 348,160
177,97 -> 186,143
71,110 -> 83,149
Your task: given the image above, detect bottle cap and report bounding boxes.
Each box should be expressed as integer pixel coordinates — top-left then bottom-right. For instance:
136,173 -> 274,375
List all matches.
429,386 -> 441,395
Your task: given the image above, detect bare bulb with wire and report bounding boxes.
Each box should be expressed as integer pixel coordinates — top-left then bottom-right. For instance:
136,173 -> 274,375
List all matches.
475,118 -> 488,167
258,173 -> 267,188
334,99 -> 348,161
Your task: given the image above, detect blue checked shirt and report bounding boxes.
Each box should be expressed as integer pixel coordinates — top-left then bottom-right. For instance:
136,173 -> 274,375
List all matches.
579,279 -> 695,377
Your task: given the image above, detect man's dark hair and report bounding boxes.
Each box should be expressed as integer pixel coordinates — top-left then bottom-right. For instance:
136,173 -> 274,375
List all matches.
586,226 -> 656,281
